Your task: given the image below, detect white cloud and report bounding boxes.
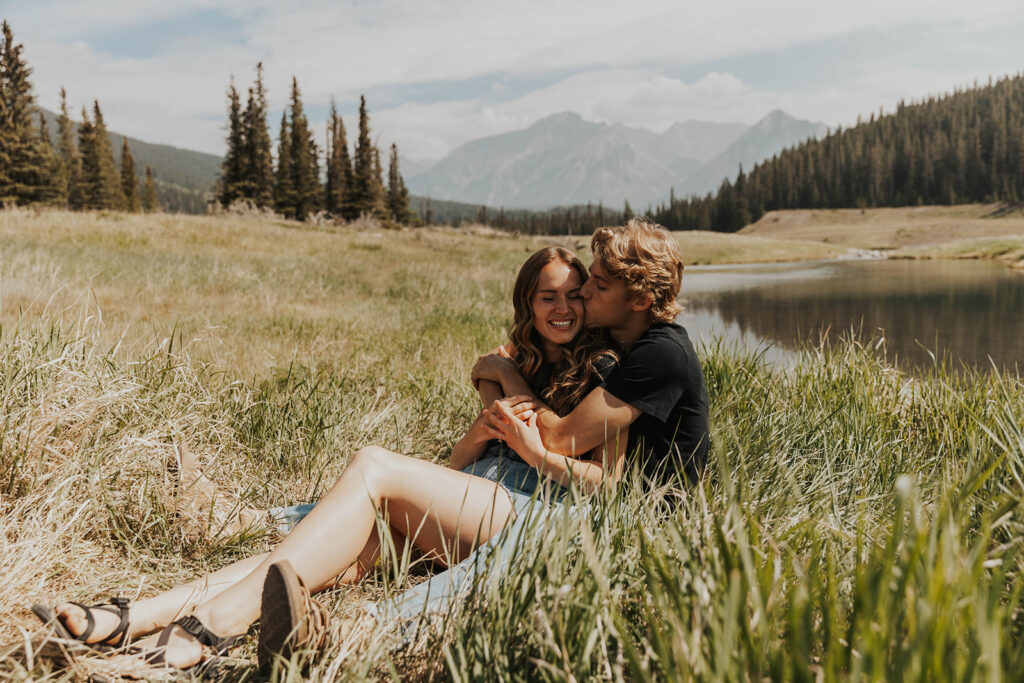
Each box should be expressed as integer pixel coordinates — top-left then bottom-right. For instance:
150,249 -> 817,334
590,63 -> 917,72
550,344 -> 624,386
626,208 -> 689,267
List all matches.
6,0 -> 1024,156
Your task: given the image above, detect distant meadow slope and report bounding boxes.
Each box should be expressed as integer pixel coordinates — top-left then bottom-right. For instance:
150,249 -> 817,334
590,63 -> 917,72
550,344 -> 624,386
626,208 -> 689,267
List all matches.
1,208 -> 1023,680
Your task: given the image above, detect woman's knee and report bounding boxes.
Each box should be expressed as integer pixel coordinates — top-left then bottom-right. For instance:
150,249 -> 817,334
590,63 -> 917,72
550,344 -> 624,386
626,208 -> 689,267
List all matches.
346,445 -> 399,493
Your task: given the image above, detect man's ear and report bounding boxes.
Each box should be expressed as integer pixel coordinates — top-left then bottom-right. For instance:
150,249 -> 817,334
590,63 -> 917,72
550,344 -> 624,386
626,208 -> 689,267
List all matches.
629,292 -> 653,313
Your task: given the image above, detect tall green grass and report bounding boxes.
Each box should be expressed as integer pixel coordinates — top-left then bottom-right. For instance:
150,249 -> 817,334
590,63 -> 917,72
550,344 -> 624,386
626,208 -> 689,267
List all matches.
2,315 -> 1021,681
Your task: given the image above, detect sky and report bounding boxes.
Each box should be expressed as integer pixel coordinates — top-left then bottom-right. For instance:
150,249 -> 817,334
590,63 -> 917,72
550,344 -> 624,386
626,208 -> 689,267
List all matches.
5,0 -> 1024,163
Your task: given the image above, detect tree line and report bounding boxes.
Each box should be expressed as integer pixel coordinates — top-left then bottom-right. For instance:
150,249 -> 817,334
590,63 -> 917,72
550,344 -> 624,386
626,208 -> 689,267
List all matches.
0,21 -> 158,212
463,73 -> 1024,235
217,66 -> 412,224
648,72 -> 1024,232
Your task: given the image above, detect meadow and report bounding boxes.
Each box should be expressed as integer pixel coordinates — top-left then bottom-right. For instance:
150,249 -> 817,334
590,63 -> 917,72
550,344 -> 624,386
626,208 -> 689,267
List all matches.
743,204 -> 1024,268
1,208 -> 1023,681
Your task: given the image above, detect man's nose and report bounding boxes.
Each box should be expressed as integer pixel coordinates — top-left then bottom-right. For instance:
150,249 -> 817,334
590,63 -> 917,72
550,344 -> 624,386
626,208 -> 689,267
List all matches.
580,280 -> 593,300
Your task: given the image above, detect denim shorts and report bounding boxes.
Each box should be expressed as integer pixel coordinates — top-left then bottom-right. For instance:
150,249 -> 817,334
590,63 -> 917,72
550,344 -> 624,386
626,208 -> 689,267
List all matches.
268,455 -> 578,633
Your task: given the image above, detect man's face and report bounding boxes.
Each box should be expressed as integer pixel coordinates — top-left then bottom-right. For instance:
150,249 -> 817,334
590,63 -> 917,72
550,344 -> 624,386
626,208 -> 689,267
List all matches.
580,258 -> 633,330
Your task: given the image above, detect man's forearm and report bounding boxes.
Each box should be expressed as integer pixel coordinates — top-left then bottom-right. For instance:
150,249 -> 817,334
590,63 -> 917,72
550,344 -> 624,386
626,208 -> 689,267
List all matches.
477,379 -> 503,405
498,364 -> 534,398
536,409 -> 588,458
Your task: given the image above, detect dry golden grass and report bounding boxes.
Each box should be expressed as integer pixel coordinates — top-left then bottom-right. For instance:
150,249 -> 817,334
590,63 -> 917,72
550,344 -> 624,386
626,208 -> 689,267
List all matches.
742,204 -> 1024,251
673,229 -> 844,264
0,208 -> 587,377
894,235 -> 1024,269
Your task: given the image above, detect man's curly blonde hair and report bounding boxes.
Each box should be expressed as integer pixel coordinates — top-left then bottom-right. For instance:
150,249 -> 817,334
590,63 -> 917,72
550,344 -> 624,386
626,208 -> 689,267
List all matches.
591,217 -> 684,324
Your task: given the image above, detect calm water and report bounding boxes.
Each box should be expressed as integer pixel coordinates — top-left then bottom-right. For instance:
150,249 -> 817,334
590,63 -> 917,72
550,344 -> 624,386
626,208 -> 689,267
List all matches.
678,259 -> 1024,372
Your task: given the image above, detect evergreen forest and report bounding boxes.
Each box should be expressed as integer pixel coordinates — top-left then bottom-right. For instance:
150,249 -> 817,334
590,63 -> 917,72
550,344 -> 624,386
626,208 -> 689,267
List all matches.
217,67 -> 412,224
648,73 -> 1024,232
0,21 -> 166,213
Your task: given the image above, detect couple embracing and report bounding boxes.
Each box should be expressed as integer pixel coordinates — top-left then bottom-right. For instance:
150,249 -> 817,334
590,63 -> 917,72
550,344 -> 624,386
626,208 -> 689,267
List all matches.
33,217 -> 710,674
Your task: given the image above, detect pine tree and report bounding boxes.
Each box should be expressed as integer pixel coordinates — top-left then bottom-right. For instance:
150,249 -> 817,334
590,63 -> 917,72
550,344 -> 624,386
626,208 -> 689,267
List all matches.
77,106 -> 100,208
273,111 -> 295,218
218,78 -> 244,207
371,146 -> 386,218
350,95 -> 376,217
120,137 -> 140,212
56,87 -> 83,209
325,99 -> 353,218
82,101 -> 121,209
386,143 -> 411,223
0,20 -> 56,205
243,63 -> 274,208
36,111 -> 65,204
287,77 -> 321,221
142,165 -> 159,212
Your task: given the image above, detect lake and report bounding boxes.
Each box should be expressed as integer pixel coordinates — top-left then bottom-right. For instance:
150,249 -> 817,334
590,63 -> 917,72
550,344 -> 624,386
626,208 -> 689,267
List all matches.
678,259 -> 1023,372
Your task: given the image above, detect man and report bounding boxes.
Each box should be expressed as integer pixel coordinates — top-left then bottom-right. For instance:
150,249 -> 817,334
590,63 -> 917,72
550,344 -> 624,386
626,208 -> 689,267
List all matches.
475,217 -> 710,487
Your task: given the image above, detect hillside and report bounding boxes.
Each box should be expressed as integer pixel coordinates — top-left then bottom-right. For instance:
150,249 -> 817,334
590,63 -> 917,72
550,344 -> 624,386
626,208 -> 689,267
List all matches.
40,108 -> 221,213
653,73 -> 1024,232
678,111 -> 828,197
742,204 -> 1024,249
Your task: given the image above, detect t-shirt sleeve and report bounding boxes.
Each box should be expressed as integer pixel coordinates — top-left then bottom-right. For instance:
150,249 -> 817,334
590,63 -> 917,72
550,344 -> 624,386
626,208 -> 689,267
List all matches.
602,336 -> 685,423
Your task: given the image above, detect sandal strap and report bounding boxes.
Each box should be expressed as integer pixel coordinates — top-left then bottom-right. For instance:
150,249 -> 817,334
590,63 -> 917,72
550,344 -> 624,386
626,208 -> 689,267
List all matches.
294,575 -> 329,653
62,597 -> 131,648
68,601 -> 97,642
151,615 -> 244,663
99,597 -> 132,647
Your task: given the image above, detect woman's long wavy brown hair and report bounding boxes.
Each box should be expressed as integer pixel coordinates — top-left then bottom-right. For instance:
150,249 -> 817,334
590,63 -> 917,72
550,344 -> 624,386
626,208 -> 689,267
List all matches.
509,247 -> 617,416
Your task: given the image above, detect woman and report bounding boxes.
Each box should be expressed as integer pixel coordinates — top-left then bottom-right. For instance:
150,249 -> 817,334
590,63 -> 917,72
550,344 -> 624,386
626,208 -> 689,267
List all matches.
34,247 -> 625,671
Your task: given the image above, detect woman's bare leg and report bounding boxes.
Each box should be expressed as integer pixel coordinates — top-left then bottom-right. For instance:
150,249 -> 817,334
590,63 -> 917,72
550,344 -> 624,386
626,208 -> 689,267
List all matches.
137,446 -> 514,667
55,519 -> 396,644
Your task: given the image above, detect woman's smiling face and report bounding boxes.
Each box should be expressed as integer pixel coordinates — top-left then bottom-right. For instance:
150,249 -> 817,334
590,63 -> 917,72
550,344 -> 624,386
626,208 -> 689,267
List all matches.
531,260 -> 584,358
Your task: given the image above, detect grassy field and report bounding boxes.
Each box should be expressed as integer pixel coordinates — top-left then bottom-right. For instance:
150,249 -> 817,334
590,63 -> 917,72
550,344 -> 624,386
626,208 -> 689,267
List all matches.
742,204 -> 1024,268
2,208 -> 1024,681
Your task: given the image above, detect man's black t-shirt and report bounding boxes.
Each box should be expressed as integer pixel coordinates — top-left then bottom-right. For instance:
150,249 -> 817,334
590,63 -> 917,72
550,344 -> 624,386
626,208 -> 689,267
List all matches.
602,323 -> 710,486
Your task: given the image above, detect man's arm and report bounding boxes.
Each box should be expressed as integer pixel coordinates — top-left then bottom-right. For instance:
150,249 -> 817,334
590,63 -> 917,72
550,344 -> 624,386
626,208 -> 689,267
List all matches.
499,387 -> 640,458
484,402 -> 630,493
472,351 -> 534,398
476,379 -> 504,406
478,349 -> 642,457
533,387 -> 640,457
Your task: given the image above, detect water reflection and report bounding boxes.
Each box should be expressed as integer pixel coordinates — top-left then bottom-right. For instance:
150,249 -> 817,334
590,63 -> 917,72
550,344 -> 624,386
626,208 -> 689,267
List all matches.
679,259 -> 1023,371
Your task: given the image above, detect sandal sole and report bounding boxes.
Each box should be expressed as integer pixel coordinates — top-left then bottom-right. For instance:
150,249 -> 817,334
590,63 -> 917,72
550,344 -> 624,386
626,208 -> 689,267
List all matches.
258,560 -> 308,673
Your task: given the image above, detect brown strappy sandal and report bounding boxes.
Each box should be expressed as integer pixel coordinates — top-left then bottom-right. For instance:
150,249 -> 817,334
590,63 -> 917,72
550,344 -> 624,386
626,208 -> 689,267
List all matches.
31,597 -> 132,650
257,560 -> 329,673
142,615 -> 245,668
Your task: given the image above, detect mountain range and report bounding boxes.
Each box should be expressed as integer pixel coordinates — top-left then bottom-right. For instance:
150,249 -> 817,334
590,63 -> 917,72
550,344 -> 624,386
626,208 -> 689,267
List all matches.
38,106 -> 827,215
406,110 -> 827,209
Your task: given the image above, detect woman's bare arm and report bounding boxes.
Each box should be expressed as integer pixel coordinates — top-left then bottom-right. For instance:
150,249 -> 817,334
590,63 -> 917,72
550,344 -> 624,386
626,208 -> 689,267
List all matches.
448,412 -> 494,471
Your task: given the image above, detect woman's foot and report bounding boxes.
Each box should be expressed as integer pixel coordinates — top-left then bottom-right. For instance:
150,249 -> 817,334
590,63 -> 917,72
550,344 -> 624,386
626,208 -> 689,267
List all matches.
105,615 -> 244,671
49,599 -> 132,646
